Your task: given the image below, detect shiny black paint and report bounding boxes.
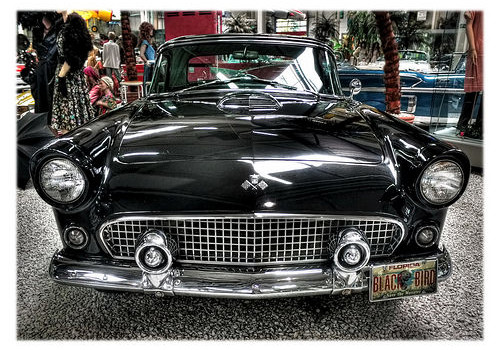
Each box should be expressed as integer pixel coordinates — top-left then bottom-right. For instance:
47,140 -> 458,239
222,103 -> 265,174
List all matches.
105,94 -> 392,216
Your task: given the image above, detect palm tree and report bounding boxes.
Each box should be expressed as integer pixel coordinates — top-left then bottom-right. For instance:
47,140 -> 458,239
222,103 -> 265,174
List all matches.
390,11 -> 430,51
347,11 -> 400,114
224,13 -> 254,33
347,11 -> 380,47
311,13 -> 339,43
374,11 -> 400,114
120,11 -> 137,81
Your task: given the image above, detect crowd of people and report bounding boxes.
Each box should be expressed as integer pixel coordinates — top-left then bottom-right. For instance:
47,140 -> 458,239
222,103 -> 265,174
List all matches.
24,10 -> 155,136
83,30 -> 121,119
22,10 -> 481,139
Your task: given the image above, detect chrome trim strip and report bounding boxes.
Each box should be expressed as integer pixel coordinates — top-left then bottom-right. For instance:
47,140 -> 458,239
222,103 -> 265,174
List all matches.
342,87 -> 465,94
413,115 -> 459,125
49,246 -> 452,299
175,258 -> 329,266
98,213 -> 407,262
408,77 -> 424,88
402,87 -> 464,94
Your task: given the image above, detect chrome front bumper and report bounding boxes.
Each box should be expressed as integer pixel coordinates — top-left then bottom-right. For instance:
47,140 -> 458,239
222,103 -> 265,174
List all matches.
49,246 -> 452,299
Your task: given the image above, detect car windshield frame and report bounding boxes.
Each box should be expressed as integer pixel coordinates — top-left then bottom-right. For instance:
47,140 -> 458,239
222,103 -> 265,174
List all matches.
150,39 -> 343,96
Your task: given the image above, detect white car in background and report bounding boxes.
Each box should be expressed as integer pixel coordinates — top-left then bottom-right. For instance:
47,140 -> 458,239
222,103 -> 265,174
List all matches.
359,49 -> 433,72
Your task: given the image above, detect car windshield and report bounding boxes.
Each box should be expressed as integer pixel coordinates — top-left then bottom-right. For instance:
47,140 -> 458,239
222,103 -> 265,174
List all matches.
399,51 -> 428,61
377,51 -> 429,62
150,41 -> 341,95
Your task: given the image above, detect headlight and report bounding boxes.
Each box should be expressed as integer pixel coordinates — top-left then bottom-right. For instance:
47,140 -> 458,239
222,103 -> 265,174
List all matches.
419,160 -> 464,205
39,158 -> 86,203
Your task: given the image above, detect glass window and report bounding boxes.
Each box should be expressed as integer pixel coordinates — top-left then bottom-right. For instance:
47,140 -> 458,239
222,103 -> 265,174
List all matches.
276,18 -> 307,34
150,42 -> 341,95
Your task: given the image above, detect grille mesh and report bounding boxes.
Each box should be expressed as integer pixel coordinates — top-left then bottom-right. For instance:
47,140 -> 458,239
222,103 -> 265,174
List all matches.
100,216 -> 404,264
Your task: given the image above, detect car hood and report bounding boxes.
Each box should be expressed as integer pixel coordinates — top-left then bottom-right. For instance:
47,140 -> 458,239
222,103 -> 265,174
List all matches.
105,91 -> 398,214
118,91 -> 383,164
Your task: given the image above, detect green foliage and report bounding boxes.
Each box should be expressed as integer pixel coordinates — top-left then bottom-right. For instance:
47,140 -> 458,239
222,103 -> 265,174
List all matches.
224,14 -> 255,33
311,13 -> 339,43
347,11 -> 430,52
390,11 -> 430,51
346,11 -> 380,47
332,38 -> 353,61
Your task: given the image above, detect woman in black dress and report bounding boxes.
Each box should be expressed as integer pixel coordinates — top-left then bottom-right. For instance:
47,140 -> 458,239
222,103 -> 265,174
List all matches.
31,12 -> 61,115
50,11 -> 94,135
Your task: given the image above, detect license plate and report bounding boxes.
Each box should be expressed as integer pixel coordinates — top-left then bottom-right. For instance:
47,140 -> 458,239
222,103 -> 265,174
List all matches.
369,260 -> 437,302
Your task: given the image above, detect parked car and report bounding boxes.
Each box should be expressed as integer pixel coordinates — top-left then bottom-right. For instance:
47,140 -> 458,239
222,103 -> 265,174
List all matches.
30,34 -> 470,301
338,53 -> 467,128
362,49 -> 433,72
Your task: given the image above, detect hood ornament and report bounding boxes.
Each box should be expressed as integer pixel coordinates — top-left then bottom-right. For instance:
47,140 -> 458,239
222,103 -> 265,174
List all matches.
241,174 -> 268,191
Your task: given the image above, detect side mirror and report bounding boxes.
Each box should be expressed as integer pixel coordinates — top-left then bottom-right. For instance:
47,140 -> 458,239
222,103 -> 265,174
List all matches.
349,78 -> 362,99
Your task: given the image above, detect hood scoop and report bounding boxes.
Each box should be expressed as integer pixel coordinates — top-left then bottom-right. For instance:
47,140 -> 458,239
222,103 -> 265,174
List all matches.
216,92 -> 282,114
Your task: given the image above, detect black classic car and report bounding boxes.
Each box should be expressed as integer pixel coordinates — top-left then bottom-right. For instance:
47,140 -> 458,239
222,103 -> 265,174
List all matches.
30,34 -> 470,301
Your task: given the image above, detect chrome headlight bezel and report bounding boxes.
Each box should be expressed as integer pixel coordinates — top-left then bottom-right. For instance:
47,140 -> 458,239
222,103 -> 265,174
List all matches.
37,157 -> 88,206
417,159 -> 465,207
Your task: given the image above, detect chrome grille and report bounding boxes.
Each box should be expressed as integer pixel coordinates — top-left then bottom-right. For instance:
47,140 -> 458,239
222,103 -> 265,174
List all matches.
99,215 -> 404,265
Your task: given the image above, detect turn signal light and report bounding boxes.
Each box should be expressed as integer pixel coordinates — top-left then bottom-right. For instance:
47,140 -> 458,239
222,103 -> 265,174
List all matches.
415,225 -> 439,248
63,226 -> 89,249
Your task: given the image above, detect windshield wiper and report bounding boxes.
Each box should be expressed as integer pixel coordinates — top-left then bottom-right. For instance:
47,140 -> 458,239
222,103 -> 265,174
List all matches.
238,64 -> 280,74
234,76 -> 298,91
174,79 -> 229,95
173,75 -> 300,96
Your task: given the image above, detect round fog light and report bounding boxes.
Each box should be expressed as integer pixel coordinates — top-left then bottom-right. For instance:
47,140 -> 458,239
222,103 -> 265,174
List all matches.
415,225 -> 439,248
144,247 -> 165,268
333,228 -> 371,273
64,227 -> 88,249
342,245 -> 362,266
135,230 -> 177,275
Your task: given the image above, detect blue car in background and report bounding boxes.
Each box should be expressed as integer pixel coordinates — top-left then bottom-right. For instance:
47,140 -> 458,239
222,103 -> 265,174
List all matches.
337,53 -> 467,130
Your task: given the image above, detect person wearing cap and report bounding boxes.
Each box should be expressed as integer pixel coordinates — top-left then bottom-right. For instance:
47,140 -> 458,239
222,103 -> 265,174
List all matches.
95,75 -> 118,116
